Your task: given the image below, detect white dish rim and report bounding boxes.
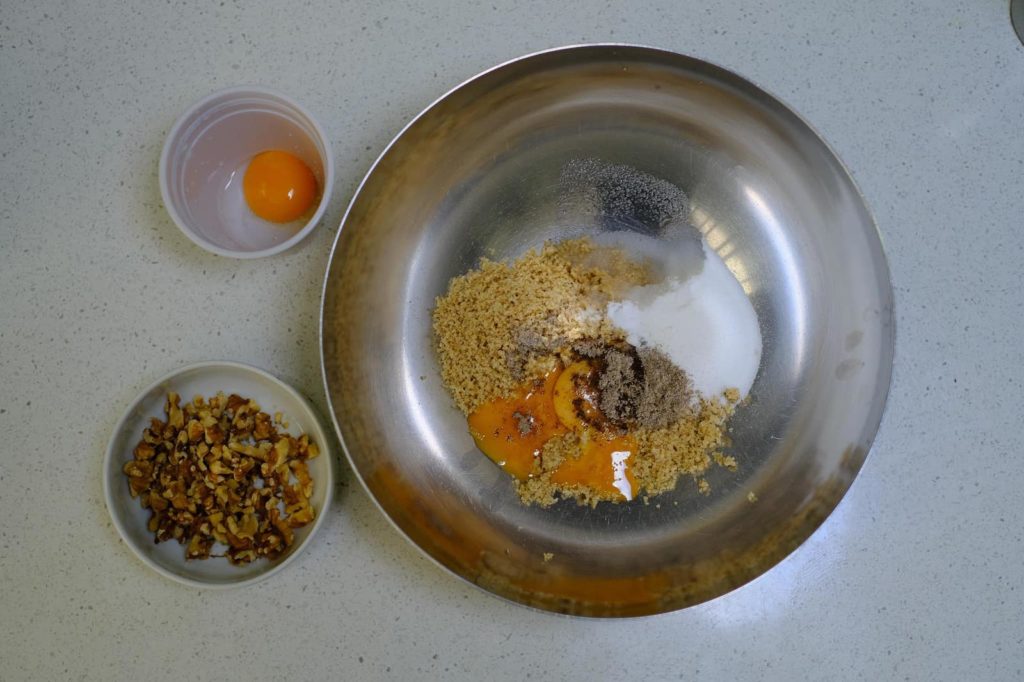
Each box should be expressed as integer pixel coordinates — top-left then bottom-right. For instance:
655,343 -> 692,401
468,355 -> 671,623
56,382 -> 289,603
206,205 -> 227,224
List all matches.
102,360 -> 335,589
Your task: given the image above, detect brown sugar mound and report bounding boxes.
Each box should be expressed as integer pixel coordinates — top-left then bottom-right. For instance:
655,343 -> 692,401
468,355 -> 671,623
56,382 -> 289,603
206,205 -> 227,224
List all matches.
432,240 -> 651,414
513,396 -> 737,508
632,396 -> 737,496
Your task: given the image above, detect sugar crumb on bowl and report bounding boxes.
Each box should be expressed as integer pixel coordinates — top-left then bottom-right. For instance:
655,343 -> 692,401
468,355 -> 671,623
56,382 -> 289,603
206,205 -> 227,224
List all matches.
713,452 -> 738,471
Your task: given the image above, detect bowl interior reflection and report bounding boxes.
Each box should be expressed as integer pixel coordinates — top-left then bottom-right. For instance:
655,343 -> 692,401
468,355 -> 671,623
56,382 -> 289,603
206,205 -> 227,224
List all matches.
321,45 -> 893,616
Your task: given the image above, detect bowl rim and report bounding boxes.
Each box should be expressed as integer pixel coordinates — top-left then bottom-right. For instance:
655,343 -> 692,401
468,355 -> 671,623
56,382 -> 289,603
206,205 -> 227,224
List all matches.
102,360 -> 335,589
158,84 -> 335,259
318,43 -> 896,616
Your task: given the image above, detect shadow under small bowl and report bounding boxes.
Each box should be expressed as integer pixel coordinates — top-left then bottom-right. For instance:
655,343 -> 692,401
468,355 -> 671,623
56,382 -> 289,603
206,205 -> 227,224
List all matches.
104,361 -> 335,588
160,86 -> 334,258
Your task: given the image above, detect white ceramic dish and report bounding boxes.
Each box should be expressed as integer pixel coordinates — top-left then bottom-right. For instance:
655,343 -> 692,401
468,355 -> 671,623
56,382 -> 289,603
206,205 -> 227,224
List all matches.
159,86 -> 334,258
103,361 -> 334,588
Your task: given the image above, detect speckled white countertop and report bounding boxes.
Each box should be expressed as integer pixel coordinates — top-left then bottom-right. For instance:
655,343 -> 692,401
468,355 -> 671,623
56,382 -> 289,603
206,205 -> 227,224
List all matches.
2,1 -> 1022,680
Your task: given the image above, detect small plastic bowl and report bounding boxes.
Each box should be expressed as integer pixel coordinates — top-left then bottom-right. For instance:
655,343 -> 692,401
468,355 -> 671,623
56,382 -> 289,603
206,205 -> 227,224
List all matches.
103,361 -> 335,588
159,86 -> 334,258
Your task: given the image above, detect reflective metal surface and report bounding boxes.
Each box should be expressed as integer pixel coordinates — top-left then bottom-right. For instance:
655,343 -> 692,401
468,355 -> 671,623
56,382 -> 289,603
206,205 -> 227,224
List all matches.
320,45 -> 894,616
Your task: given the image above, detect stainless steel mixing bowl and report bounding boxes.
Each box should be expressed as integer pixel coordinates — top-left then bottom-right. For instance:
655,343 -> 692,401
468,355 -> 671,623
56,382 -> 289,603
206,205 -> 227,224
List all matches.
320,45 -> 894,617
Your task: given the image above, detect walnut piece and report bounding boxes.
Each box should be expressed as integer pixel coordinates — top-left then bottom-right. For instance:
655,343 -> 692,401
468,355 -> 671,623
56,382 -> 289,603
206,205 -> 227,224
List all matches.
122,392 -> 319,564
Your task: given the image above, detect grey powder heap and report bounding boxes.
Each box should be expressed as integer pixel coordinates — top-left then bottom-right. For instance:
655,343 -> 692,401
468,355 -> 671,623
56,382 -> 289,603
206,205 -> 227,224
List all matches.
598,349 -> 643,423
558,158 -> 691,237
571,340 -> 691,431
634,347 -> 692,430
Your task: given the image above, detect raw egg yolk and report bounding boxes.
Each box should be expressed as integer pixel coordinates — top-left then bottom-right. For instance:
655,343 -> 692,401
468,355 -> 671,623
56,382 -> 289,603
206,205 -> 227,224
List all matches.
469,361 -> 638,501
468,367 -> 566,479
549,431 -> 637,501
242,150 -> 317,223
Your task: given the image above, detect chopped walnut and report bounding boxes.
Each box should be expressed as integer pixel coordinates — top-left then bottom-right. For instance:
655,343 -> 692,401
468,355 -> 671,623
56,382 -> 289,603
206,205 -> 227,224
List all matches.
122,392 -> 319,564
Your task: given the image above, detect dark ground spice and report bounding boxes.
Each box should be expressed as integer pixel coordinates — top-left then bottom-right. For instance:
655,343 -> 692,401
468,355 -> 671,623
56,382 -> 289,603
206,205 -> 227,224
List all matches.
574,339 -> 692,431
636,347 -> 691,430
598,349 -> 643,424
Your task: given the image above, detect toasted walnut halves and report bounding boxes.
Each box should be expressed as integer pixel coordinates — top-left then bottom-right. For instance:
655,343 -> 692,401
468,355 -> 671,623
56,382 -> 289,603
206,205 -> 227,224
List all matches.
123,391 -> 319,564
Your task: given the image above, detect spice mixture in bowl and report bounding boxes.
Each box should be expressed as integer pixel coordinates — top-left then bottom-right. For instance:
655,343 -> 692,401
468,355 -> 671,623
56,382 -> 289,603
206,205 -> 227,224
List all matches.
433,218 -> 761,507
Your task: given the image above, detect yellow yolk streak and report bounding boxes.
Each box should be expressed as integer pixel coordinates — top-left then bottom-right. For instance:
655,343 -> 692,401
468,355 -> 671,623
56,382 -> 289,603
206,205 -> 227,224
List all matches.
468,367 -> 565,479
549,430 -> 637,500
469,362 -> 638,501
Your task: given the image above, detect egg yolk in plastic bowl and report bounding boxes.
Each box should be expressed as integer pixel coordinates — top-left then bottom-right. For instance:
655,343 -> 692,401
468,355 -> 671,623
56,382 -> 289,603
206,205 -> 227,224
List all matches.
242,150 -> 318,223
